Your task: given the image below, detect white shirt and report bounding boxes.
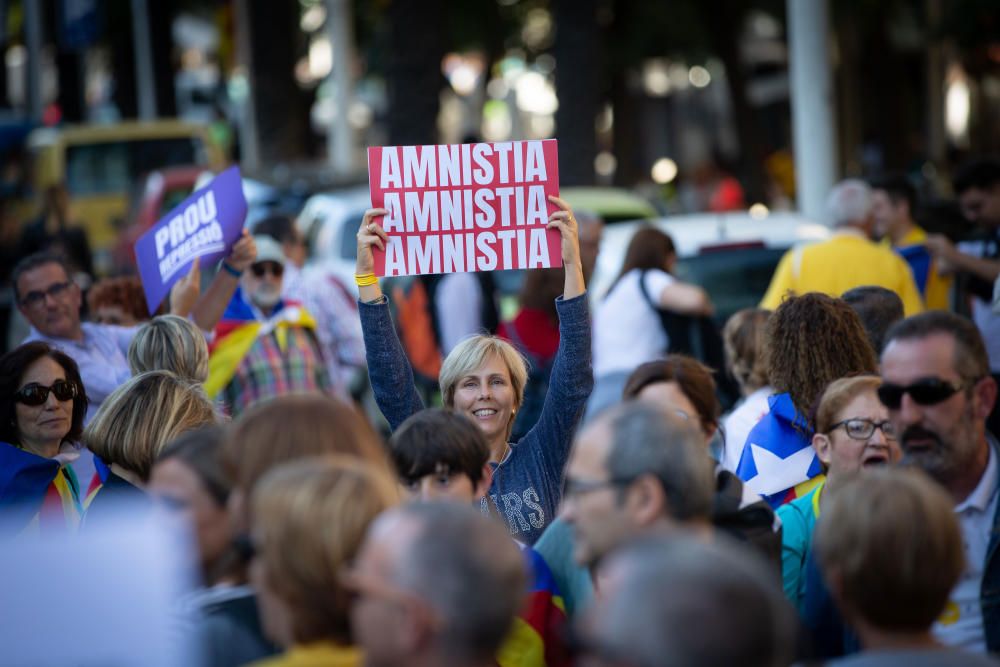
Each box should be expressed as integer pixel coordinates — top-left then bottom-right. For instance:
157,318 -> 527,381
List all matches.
934,443 -> 999,653
593,268 -> 676,376
435,273 -> 484,355
721,386 -> 773,473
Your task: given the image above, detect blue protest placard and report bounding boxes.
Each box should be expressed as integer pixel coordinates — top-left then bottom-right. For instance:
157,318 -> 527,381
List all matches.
135,166 -> 247,315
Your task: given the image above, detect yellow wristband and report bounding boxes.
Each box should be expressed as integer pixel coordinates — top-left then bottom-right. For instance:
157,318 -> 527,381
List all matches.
355,272 -> 379,287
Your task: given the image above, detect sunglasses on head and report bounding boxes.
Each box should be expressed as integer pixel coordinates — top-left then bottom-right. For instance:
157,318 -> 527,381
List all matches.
877,378 -> 969,410
250,261 -> 284,278
15,379 -> 78,406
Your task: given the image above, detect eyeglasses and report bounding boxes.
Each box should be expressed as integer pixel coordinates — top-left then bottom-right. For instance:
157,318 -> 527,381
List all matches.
561,476 -> 634,500
14,379 -> 78,406
877,378 -> 969,410
828,418 -> 896,441
250,262 -> 284,278
19,281 -> 71,308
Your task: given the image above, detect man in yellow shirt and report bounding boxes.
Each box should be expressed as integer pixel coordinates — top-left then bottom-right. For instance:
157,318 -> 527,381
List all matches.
871,173 -> 951,310
760,179 -> 924,315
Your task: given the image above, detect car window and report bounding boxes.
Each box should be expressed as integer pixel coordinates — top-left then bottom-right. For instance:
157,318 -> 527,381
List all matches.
674,247 -> 786,324
66,138 -> 205,196
339,210 -> 366,259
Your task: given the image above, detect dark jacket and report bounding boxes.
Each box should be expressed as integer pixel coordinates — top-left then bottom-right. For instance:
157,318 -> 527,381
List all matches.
713,468 -> 782,572
360,293 -> 594,545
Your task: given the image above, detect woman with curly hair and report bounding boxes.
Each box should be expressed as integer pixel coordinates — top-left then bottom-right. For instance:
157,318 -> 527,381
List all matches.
734,293 -> 877,507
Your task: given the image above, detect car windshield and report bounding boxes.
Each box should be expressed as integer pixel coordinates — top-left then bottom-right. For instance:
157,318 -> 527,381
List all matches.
66,137 -> 205,196
673,246 -> 786,324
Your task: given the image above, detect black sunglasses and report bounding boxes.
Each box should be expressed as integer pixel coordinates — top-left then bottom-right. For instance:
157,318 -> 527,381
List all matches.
15,379 -> 78,406
250,262 -> 284,278
877,378 -> 969,410
20,281 -> 72,308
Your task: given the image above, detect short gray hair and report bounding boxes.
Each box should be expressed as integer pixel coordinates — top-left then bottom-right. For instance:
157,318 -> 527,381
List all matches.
390,502 -> 527,662
603,402 -> 715,521
827,179 -> 873,227
128,314 -> 209,383
586,535 -> 795,667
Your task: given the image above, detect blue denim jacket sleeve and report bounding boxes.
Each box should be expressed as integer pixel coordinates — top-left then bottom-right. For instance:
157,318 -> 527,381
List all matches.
358,297 -> 425,430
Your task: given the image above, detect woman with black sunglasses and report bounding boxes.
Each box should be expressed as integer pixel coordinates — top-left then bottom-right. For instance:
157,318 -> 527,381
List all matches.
0,341 -> 88,532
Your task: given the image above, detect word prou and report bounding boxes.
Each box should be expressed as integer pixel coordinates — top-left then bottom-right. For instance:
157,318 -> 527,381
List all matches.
155,191 -> 225,280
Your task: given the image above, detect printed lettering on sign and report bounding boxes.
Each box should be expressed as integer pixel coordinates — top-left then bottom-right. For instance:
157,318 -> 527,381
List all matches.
367,140 -> 562,277
134,167 -> 248,314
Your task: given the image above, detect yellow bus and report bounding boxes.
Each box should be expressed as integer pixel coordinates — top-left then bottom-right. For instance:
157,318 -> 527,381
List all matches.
26,120 -> 225,274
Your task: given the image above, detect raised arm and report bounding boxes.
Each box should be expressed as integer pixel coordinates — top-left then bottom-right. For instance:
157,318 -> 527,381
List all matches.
356,208 -> 424,429
520,197 -> 594,471
547,195 -> 585,300
189,231 -> 258,331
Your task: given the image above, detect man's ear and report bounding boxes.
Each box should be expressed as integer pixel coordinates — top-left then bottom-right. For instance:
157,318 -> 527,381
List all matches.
475,463 -> 494,501
973,376 -> 998,422
626,475 -> 669,527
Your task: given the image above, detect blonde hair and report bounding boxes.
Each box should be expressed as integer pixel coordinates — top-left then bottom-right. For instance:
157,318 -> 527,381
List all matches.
813,375 -> 883,434
85,371 -> 219,481
815,468 -> 965,631
128,314 -> 209,383
251,456 -> 400,645
439,335 -> 528,414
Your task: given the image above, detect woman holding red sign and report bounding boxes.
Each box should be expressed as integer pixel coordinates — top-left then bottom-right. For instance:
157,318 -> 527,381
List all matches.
355,196 -> 592,545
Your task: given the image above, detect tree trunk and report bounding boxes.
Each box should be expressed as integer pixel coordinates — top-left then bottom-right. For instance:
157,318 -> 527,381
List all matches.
245,0 -> 311,164
609,0 -> 640,186
553,0 -> 600,186
702,0 -> 766,203
386,0 -> 446,145
56,50 -> 85,122
149,0 -> 177,118
108,0 -> 138,119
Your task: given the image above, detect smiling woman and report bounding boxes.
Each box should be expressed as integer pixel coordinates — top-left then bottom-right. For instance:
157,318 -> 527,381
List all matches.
0,342 -> 89,532
355,195 -> 594,545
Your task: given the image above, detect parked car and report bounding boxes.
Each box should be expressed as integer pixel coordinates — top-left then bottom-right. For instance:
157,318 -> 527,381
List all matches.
560,186 -> 658,224
589,211 -> 831,325
295,187 -> 373,296
25,120 -> 225,274
112,166 -> 205,274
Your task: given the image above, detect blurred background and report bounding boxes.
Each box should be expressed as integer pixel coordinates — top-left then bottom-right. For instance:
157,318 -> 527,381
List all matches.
0,0 -> 998,329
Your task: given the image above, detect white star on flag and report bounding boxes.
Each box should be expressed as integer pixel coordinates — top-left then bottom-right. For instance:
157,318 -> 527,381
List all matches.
743,443 -> 816,498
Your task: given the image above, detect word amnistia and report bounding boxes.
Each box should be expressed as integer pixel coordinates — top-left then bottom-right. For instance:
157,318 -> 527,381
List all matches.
379,142 -> 548,189
383,229 -> 553,276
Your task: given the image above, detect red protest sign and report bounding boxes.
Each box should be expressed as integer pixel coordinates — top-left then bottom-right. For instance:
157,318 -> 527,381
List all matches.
367,140 -> 561,277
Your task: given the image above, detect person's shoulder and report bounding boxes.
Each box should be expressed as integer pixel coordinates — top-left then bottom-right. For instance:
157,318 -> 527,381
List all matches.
776,490 -> 813,528
827,649 -> 1000,667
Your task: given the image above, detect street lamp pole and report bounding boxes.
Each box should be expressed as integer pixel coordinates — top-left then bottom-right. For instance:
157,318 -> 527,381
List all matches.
787,0 -> 837,222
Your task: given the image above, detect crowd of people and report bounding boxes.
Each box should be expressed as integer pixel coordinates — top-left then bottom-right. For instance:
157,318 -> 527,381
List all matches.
1,156 -> 1000,667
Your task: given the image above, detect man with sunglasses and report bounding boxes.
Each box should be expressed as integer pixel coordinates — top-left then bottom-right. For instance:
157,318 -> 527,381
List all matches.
924,158 -> 1000,437
206,236 -> 335,416
880,310 -> 1000,654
